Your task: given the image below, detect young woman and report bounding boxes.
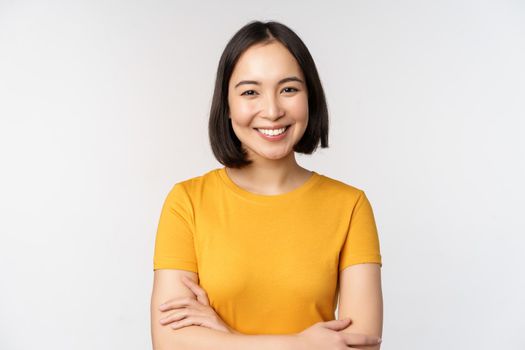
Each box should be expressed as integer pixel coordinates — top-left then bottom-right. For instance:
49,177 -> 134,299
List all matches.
151,20 -> 383,350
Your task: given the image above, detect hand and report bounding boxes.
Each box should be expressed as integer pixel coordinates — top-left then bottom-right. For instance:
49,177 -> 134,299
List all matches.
293,318 -> 382,350
158,275 -> 240,334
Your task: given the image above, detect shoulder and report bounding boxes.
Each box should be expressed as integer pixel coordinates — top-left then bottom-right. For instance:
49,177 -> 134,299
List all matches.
316,173 -> 367,203
164,168 -> 222,203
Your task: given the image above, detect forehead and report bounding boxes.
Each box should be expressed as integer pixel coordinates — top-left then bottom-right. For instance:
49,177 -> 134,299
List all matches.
230,41 -> 304,83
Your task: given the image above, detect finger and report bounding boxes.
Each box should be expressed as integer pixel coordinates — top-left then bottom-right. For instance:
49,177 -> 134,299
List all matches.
159,309 -> 188,325
160,306 -> 210,325
159,296 -> 199,312
182,276 -> 210,305
320,318 -> 352,331
170,315 -> 209,330
341,332 -> 382,346
182,276 -> 210,306
160,306 -> 223,329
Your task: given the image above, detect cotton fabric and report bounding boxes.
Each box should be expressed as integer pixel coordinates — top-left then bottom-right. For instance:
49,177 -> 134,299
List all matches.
153,167 -> 382,334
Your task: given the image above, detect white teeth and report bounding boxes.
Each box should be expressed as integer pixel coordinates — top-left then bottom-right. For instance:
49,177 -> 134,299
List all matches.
257,127 -> 287,136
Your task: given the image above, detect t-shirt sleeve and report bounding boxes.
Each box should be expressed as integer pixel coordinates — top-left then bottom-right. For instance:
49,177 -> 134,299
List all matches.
153,182 -> 198,272
339,190 -> 382,271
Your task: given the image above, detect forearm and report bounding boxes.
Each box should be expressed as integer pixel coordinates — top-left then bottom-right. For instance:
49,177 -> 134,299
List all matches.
167,325 -> 297,350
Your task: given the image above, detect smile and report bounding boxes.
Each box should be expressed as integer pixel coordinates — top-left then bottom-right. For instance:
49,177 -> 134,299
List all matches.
254,125 -> 291,141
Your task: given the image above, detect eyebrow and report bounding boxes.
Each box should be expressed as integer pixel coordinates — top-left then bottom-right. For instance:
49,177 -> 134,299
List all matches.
234,76 -> 304,89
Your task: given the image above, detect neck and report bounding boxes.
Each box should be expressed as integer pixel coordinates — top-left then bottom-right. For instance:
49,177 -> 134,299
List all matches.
225,151 -> 311,194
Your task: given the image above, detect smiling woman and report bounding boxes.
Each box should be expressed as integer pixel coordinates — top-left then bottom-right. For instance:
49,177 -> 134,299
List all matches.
151,20 -> 383,350
227,40 -> 309,158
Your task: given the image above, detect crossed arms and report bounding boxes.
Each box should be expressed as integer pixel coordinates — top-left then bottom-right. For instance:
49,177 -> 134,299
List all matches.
150,263 -> 382,350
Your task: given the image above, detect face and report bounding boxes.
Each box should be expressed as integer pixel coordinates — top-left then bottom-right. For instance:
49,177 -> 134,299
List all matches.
227,41 -> 309,162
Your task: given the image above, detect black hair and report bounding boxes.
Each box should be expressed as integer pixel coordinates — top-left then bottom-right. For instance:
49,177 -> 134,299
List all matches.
208,20 -> 329,168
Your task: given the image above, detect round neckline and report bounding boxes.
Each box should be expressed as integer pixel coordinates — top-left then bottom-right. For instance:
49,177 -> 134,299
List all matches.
217,166 -> 322,203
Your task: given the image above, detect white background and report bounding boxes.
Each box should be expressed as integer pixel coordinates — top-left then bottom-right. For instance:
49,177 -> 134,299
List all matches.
1,1 -> 524,349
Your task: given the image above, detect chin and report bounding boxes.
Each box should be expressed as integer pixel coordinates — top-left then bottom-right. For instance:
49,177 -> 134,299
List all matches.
260,149 -> 293,160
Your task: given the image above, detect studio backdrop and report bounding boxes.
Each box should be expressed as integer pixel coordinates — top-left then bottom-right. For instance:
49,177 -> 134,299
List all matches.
0,1 -> 524,349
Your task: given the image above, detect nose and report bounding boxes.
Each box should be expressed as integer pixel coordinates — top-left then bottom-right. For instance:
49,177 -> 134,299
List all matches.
261,94 -> 285,121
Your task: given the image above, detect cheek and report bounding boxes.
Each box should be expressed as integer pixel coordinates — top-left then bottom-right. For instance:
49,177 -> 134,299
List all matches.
232,114 -> 253,127
230,101 -> 257,125
287,97 -> 309,121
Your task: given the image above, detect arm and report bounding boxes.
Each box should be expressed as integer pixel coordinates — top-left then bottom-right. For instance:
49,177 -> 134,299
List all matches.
151,269 -> 297,350
337,263 -> 383,350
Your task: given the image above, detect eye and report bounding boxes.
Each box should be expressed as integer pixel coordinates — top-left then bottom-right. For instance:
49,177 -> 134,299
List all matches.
240,87 -> 299,96
283,87 -> 299,93
241,90 -> 257,96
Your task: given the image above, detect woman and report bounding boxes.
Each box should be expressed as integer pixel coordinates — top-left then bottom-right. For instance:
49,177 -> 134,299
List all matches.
151,20 -> 383,350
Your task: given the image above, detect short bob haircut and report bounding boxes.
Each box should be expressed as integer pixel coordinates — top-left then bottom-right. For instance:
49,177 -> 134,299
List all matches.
208,20 -> 330,169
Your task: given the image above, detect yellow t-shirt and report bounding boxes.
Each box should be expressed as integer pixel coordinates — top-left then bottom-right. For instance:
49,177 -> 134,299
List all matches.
153,167 -> 382,335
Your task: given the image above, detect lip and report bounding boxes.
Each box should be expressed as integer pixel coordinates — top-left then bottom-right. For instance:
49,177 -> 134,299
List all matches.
253,124 -> 291,130
255,124 -> 291,142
